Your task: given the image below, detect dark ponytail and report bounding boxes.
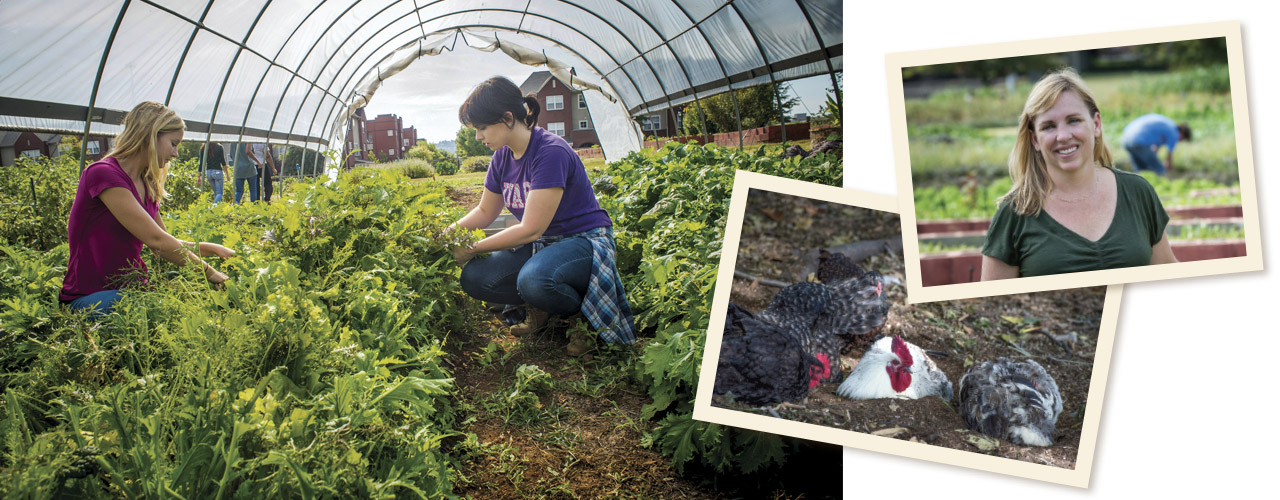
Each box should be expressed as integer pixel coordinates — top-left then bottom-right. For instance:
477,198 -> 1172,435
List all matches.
521,96 -> 540,128
458,76 -> 540,129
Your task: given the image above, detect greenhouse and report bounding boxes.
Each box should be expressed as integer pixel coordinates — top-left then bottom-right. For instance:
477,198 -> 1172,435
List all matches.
1,0 -> 842,165
1,1 -> 847,498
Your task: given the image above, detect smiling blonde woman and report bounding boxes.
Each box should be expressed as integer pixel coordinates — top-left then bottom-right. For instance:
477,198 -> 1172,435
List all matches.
980,68 -> 1177,280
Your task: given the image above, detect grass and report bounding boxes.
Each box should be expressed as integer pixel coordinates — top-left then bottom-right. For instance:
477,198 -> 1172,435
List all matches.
906,66 -> 1240,186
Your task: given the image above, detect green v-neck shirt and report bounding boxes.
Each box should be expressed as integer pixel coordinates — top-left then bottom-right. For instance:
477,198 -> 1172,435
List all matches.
981,168 -> 1169,277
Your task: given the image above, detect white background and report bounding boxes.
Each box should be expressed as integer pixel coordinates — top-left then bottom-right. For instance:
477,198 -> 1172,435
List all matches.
842,1 -> 1275,497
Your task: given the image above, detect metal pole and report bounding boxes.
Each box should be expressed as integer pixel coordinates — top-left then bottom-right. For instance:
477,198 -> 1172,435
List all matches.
80,0 -> 132,173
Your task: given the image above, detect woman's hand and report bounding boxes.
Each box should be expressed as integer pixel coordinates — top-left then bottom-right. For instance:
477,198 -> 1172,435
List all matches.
202,242 -> 237,260
452,246 -> 476,267
206,269 -> 229,289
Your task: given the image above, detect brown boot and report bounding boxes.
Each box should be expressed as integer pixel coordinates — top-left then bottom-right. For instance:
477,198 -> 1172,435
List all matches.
565,322 -> 592,357
509,306 -> 550,337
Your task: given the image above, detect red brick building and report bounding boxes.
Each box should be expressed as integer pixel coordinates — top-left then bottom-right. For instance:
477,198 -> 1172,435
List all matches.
519,71 -> 600,148
1,132 -> 111,166
365,113 -> 406,162
634,107 -> 683,138
401,126 -> 417,154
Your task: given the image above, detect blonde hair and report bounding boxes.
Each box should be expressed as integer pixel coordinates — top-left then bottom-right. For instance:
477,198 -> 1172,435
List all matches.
107,101 -> 185,204
1000,68 -> 1113,216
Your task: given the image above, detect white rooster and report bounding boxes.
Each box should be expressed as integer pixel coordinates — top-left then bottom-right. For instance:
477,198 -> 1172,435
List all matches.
836,335 -> 953,401
958,357 -> 1062,447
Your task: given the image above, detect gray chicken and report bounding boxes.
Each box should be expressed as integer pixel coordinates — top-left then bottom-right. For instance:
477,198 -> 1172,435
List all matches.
958,357 -> 1063,447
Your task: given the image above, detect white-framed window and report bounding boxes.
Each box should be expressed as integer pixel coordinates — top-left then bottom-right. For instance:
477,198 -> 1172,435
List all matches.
403,138 -> 410,147
387,130 -> 393,137
85,140 -> 100,155
577,94 -> 587,108
578,120 -> 590,130
640,114 -> 661,131
546,95 -> 564,110
388,148 -> 395,156
20,149 -> 41,159
548,122 -> 565,136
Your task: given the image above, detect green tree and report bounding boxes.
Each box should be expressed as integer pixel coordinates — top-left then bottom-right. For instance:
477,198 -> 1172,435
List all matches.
455,126 -> 491,157
681,83 -> 799,136
406,142 -> 453,163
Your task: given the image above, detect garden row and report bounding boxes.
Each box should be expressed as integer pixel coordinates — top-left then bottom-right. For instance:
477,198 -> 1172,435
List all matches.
0,142 -> 842,496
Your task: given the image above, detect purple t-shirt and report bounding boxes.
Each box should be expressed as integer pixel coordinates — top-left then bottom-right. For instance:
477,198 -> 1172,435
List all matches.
483,127 -> 611,236
60,157 -> 159,302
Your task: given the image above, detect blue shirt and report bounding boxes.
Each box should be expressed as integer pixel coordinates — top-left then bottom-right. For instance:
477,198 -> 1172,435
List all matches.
1121,114 -> 1180,151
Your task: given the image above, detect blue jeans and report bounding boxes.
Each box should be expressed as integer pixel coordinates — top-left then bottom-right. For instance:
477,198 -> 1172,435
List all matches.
205,169 -> 225,204
1124,139 -> 1165,175
459,238 -> 592,315
234,175 -> 259,204
66,289 -> 124,317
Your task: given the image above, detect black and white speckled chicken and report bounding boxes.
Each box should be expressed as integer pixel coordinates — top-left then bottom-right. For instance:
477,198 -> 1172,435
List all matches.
756,270 -> 890,384
958,357 -> 1063,446
836,335 -> 954,401
714,303 -> 824,406
816,249 -> 866,284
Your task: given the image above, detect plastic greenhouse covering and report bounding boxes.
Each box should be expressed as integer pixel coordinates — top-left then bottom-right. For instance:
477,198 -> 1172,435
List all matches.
0,0 -> 842,165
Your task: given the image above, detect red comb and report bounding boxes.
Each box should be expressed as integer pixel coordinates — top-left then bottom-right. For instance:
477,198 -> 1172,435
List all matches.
891,335 -> 913,367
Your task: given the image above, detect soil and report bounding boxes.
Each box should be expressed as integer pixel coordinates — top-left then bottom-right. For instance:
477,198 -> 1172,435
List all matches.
440,184 -> 843,499
718,189 -> 1103,470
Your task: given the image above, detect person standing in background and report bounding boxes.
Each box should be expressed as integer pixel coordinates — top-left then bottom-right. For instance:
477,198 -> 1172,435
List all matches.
247,142 -> 277,204
1120,113 -> 1190,176
232,142 -> 258,204
198,141 -> 227,204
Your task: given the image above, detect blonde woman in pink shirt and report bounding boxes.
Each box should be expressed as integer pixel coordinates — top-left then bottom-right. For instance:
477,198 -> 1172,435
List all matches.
60,102 -> 235,315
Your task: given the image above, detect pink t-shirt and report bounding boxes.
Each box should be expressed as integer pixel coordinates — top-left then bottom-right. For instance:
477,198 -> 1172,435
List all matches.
59,157 -> 159,302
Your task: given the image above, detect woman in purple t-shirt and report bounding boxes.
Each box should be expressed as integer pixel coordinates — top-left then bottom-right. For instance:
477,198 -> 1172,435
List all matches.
449,77 -> 635,356
60,101 -> 235,315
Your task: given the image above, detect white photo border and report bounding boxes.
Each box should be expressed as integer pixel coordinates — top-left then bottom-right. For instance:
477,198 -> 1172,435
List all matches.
886,21 -> 1260,304
691,170 -> 1120,487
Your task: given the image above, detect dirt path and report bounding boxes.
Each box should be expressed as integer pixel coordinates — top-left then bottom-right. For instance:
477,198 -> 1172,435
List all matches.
441,183 -> 844,499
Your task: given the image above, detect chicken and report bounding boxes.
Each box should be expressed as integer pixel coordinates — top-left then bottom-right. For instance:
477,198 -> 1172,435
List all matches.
713,303 -> 826,406
836,335 -> 954,401
958,357 -> 1062,447
756,270 -> 890,384
816,249 -> 866,283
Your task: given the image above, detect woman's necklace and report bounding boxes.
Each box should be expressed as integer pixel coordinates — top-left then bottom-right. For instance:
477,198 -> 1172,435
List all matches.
1051,169 -> 1100,203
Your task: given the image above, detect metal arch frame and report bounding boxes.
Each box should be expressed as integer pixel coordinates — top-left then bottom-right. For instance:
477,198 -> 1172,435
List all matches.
79,0 -> 132,172
308,20 -> 635,172
665,0 -> 744,149
604,0 -> 722,143
305,9 -> 652,162
312,5 -> 650,137
234,0 -> 338,153
281,0 -> 411,167
293,5 -> 647,168
164,0 -> 216,107
258,0 -> 370,161
200,0 -> 276,197
600,0 -> 740,81
135,0 -> 345,104
556,1 -> 683,138
726,1 -> 788,142
128,0 -> 351,170
793,0 -> 841,114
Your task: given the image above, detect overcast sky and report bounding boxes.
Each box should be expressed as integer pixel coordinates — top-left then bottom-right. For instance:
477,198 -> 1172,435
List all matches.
361,45 -> 838,145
